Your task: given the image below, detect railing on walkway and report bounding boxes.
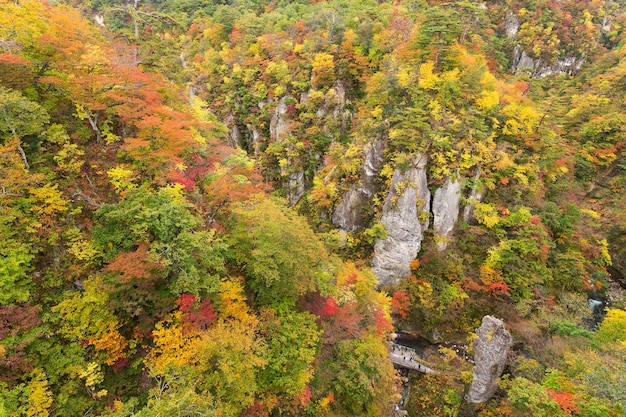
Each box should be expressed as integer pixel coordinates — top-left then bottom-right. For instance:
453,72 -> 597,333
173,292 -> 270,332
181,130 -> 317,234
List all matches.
388,341 -> 436,374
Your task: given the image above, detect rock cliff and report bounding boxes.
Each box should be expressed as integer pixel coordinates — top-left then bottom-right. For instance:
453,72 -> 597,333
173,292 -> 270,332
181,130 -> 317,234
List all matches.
332,140 -> 385,231
371,154 -> 430,286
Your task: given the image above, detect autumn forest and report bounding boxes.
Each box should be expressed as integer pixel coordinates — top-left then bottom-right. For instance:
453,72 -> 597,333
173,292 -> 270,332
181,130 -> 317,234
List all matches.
1,0 -> 626,415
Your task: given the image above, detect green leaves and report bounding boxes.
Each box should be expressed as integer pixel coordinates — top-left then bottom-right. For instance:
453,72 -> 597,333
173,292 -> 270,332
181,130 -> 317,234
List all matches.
92,185 -> 226,295
228,196 -> 332,306
0,87 -> 49,141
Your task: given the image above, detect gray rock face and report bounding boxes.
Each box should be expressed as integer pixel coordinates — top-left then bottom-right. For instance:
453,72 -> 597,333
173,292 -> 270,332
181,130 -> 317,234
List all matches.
332,140 -> 385,232
371,154 -> 430,286
463,167 -> 487,223
505,12 -> 519,38
466,316 -> 513,404
332,187 -> 371,232
223,114 -> 243,149
270,96 -> 289,142
512,47 -> 584,77
433,176 -> 463,251
249,125 -> 262,155
287,170 -> 305,206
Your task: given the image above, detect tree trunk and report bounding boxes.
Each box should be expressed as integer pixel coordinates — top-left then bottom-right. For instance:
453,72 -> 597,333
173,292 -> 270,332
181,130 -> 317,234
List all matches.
85,109 -> 102,143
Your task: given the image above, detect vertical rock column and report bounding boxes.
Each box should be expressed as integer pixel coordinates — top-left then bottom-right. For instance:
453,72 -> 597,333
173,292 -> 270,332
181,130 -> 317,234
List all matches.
466,316 -> 513,404
371,154 -> 430,286
432,176 -> 463,251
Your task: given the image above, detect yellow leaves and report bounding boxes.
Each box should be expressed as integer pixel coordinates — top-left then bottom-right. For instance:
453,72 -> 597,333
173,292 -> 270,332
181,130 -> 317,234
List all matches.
479,264 -> 504,286
107,166 -> 136,194
78,44 -> 107,74
64,226 -> 98,262
476,89 -> 499,111
79,362 -> 107,400
580,143 -> 618,166
216,279 -> 257,325
370,105 -> 384,120
158,183 -> 187,206
493,150 -> 515,170
594,308 -> 626,347
596,238 -> 612,267
473,202 -> 500,229
28,184 -> 67,228
501,103 -> 540,135
0,0 -> 49,50
311,52 -> 335,86
413,280 -> 435,309
309,176 -> 338,210
52,277 -> 128,364
418,61 -> 439,90
396,66 -> 412,88
265,60 -> 290,85
24,369 -> 53,417
149,311 -> 202,375
54,142 -> 84,174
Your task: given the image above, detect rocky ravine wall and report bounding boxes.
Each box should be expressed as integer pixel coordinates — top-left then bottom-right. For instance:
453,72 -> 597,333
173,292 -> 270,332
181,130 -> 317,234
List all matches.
332,153 -> 484,286
223,82 -> 351,206
369,154 -> 431,287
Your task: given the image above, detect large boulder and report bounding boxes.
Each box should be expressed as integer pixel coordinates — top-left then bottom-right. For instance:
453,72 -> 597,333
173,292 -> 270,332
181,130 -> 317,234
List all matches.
466,316 -> 513,404
371,154 -> 430,286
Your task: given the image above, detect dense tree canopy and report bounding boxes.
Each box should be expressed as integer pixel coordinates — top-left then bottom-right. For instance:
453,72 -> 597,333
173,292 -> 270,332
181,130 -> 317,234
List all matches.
1,0 -> 625,415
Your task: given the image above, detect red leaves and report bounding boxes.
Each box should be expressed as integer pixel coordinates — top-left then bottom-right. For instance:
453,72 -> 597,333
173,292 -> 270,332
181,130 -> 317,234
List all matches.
300,293 -> 338,319
240,401 -> 269,417
373,308 -> 392,336
323,297 -> 338,317
487,282 -> 511,297
177,294 -> 217,331
0,303 -> 42,381
391,290 -> 410,319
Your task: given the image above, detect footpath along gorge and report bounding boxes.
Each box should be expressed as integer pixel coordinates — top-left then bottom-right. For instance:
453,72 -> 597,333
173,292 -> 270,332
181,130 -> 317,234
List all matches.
1,0 -> 626,416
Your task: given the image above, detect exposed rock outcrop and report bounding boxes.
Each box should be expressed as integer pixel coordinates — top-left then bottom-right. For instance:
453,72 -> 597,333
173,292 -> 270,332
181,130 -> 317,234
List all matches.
249,125 -> 262,154
287,170 -> 306,206
371,154 -> 430,286
270,96 -> 289,142
462,167 -> 487,223
224,114 -> 243,149
466,316 -> 513,404
432,176 -> 463,251
511,48 -> 584,77
505,11 -> 519,38
332,140 -> 385,231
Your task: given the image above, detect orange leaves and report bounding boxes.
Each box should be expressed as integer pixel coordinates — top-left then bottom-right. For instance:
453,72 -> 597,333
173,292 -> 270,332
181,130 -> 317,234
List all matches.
546,389 -> 579,415
90,329 -> 129,366
104,243 -> 158,283
0,53 -> 30,65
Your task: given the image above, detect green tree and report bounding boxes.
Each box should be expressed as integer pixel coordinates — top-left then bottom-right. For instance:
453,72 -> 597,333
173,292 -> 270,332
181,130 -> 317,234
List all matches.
228,196 -> 334,306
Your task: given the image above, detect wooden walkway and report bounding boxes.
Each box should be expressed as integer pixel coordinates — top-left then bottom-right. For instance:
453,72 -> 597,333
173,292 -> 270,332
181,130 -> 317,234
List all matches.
388,341 -> 436,374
